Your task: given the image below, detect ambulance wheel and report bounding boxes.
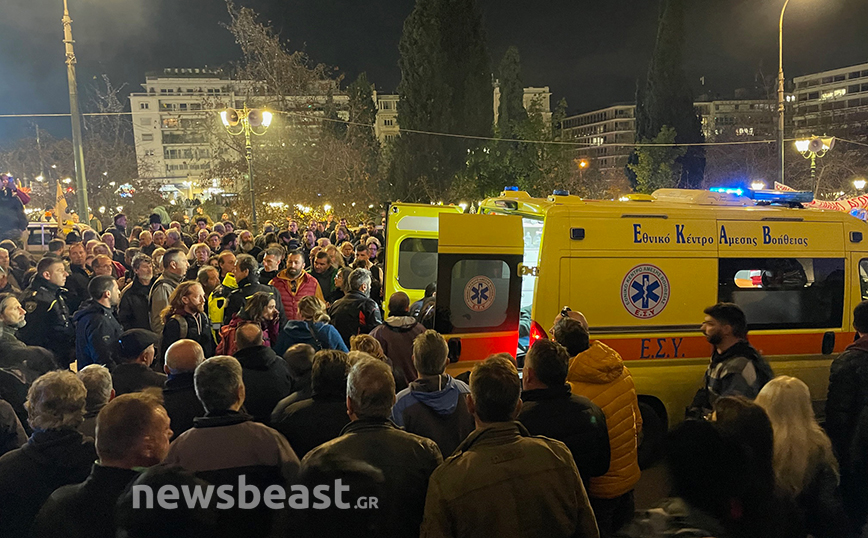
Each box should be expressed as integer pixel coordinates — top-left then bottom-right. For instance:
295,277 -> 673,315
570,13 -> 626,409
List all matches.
637,401 -> 665,470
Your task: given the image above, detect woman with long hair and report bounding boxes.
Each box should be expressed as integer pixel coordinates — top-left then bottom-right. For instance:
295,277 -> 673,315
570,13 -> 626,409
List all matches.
755,376 -> 848,538
350,334 -> 408,393
339,241 -> 355,266
332,267 -> 352,302
274,295 -> 347,356
324,244 -> 345,269
216,291 -> 281,355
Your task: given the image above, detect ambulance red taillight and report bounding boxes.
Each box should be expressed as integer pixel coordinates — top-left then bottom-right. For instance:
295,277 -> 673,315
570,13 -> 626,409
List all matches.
529,320 -> 548,343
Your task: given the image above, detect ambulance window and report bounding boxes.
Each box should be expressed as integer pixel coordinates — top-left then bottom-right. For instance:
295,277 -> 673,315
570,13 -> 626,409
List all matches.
521,217 -> 543,309
859,259 -> 868,300
397,238 -> 438,290
719,258 -> 844,329
449,260 -> 510,329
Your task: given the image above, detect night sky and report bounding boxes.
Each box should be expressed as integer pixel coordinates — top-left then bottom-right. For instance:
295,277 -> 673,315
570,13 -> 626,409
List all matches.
0,0 -> 866,142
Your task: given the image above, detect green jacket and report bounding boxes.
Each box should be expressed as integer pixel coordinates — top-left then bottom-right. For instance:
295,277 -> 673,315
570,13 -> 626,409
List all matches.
420,422 -> 599,538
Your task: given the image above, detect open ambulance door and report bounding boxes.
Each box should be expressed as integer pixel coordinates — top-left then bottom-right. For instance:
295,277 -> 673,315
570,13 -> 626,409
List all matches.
384,203 -> 464,313
435,213 -> 524,371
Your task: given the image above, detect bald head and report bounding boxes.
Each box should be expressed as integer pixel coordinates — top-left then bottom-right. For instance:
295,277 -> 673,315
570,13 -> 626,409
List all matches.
164,339 -> 205,374
235,323 -> 263,351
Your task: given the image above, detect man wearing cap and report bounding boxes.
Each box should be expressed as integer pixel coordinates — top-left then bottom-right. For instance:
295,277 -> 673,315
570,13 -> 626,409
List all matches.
148,214 -> 165,233
111,329 -> 166,396
107,213 -> 129,253
73,275 -> 123,370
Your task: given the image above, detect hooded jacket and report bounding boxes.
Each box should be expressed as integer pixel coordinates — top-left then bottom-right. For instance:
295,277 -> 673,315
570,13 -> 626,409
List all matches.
371,315 -> 425,386
0,429 -> 96,537
270,269 -> 323,321
235,345 -> 293,424
117,277 -> 154,331
567,340 -> 643,500
72,301 -> 123,369
274,319 -> 348,357
391,374 -> 474,457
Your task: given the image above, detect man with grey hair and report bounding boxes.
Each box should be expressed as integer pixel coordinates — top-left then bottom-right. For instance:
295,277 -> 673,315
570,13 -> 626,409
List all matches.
76,364 -> 115,438
301,358 -> 442,537
0,247 -> 22,291
328,268 -> 382,346
391,330 -> 474,457
164,356 -> 299,537
148,248 -> 189,334
162,339 -> 206,440
0,371 -> 97,537
420,356 -> 599,538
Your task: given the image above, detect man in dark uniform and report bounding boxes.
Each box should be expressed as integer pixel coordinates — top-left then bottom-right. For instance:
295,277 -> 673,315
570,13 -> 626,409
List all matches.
17,257 -> 75,367
64,242 -> 91,313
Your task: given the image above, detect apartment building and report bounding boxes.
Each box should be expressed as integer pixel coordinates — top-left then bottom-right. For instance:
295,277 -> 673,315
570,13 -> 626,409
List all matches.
792,61 -> 868,140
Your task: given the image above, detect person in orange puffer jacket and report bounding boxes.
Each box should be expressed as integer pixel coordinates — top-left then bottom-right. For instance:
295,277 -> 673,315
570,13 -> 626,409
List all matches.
554,312 -> 642,538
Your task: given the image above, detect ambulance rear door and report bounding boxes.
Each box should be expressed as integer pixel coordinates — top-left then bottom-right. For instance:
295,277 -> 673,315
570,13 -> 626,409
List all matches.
435,213 -> 524,365
384,203 -> 464,311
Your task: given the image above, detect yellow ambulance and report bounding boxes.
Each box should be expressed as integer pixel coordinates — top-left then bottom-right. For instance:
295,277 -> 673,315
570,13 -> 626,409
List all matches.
386,187 -> 868,456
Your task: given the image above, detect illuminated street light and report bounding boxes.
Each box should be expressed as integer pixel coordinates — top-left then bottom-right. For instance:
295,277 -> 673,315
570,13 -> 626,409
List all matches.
323,204 -> 332,213
751,181 -> 766,190
220,105 -> 273,232
854,178 -> 866,191
795,136 -> 835,183
63,177 -> 72,184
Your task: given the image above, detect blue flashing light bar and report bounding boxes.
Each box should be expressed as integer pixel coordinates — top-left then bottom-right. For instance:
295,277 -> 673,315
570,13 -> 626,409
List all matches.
749,189 -> 814,204
503,186 -> 519,192
709,187 -> 744,196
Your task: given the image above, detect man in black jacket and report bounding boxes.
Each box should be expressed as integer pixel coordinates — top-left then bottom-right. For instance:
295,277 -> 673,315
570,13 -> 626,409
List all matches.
162,339 -> 205,440
309,250 -> 337,302
0,174 -> 27,243
106,213 -> 129,253
17,257 -> 76,366
73,276 -> 123,369
30,391 -> 172,538
272,350 -> 350,458
301,358 -> 442,538
161,281 -> 215,358
223,254 -> 286,324
827,300 -> 868,532
233,324 -> 292,424
518,338 -> 610,488
64,242 -> 91,313
0,371 -> 97,537
111,329 -> 166,396
117,254 -> 154,331
328,268 -> 382,347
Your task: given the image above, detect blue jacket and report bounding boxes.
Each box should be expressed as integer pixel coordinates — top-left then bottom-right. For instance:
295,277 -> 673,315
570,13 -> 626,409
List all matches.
73,301 -> 123,369
274,320 -> 348,357
391,374 -> 474,457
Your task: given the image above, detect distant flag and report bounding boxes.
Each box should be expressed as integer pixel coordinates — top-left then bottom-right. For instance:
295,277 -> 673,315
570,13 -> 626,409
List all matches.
55,181 -> 72,225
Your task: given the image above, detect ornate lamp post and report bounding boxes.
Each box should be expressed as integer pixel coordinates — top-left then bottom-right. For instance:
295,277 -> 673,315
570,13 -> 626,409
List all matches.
795,136 -> 835,184
62,0 -> 89,218
220,106 -> 273,233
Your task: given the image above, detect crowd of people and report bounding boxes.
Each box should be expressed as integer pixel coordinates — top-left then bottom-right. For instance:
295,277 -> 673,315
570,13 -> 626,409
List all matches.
0,202 -> 866,538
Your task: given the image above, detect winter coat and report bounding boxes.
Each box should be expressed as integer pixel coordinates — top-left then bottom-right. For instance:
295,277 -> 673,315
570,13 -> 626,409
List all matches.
148,270 -> 183,334
0,324 -> 25,364
207,272 -> 238,333
72,301 -> 123,369
328,290 -> 383,347
117,278 -> 154,331
391,374 -> 474,458
272,393 -> 350,458
274,319 -> 348,357
519,385 -> 611,488
63,264 -> 91,314
270,269 -> 323,321
235,345 -> 293,424
17,276 -> 76,366
164,410 -> 299,538
222,275 -> 286,325
688,340 -> 774,418
107,224 -> 129,252
420,422 -> 599,538
567,340 -> 643,500
215,313 -> 280,356
111,362 -> 166,396
162,371 -> 205,441
309,266 -> 337,302
0,429 -> 96,538
302,418 -> 443,538
161,310 -> 216,359
30,464 -> 140,538
0,190 -> 27,241
826,335 -> 868,470
371,315 -> 425,386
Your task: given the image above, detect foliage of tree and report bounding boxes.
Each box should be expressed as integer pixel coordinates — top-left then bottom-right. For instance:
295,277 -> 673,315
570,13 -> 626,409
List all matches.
634,0 -> 705,188
390,0 -> 493,201
497,47 -> 527,138
628,126 -> 686,193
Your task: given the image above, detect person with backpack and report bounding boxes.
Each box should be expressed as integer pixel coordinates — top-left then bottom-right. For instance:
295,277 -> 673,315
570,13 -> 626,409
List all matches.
216,292 -> 281,356
160,281 -> 216,358
328,268 -> 382,346
275,296 -> 347,356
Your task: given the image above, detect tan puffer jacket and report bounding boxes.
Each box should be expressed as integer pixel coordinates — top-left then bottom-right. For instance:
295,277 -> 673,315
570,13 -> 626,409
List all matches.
567,340 -> 642,499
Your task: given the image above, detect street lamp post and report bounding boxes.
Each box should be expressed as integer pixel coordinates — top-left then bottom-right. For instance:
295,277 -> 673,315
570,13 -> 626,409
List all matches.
795,136 -> 835,191
61,0 -> 89,220
220,106 -> 273,233
777,0 -> 791,188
